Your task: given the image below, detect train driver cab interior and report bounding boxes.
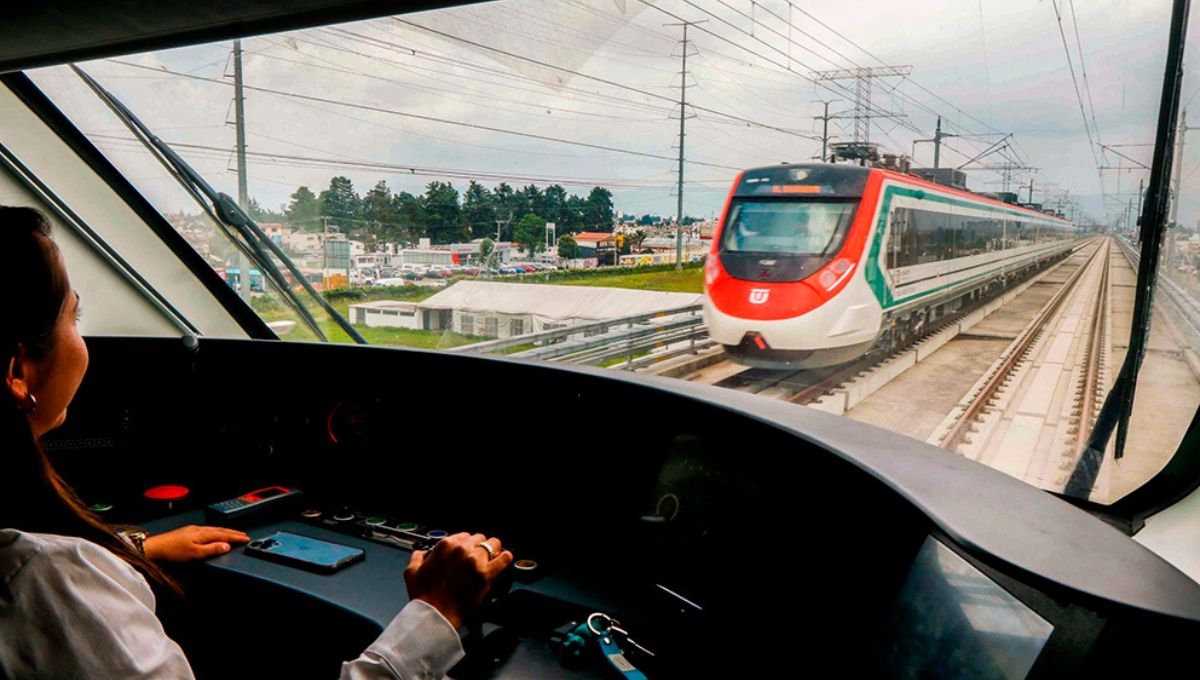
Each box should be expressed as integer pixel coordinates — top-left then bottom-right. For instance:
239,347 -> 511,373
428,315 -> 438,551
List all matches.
3,1 -> 1200,678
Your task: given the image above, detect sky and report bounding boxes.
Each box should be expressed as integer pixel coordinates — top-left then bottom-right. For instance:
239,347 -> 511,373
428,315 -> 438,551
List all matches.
27,0 -> 1200,230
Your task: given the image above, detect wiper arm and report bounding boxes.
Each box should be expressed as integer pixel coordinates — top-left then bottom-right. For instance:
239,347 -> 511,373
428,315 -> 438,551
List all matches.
71,65 -> 367,345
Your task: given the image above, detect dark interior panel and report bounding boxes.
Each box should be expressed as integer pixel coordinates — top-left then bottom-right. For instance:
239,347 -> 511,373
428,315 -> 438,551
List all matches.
42,336 -> 1200,678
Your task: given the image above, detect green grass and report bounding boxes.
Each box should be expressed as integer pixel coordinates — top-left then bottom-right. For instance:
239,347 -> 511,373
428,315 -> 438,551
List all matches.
552,267 -> 704,293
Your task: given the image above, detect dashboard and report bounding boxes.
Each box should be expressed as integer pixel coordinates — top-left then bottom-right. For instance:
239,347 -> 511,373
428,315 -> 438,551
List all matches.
43,336 -> 1200,679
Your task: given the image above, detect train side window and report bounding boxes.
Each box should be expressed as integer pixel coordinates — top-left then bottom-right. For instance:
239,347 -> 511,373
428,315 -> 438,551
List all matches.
891,208 -> 920,269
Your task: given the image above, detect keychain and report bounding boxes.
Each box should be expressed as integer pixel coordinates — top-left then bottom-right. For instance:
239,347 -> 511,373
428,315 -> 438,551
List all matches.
553,612 -> 654,679
588,612 -> 654,679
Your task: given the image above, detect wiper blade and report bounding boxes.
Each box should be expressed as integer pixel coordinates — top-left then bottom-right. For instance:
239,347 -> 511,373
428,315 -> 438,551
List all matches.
70,65 -> 367,345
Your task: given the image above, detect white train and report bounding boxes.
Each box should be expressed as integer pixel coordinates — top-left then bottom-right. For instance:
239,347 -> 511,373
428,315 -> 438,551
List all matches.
704,163 -> 1078,368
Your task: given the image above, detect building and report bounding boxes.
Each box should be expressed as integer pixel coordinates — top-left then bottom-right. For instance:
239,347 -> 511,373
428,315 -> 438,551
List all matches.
361,281 -> 703,338
347,300 -> 420,329
570,232 -> 617,258
621,237 -> 709,265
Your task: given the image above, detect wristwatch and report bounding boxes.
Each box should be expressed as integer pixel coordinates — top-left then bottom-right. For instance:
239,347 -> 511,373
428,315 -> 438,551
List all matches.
117,527 -> 148,556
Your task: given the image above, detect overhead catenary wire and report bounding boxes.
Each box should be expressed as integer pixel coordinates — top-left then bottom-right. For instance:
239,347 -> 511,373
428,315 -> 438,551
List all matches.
90,134 -> 716,190
104,60 -> 743,171
389,17 -> 820,141
1051,0 -> 1107,201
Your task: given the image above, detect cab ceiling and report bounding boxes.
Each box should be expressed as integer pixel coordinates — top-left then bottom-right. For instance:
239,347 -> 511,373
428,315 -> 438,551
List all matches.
3,1 -> 481,74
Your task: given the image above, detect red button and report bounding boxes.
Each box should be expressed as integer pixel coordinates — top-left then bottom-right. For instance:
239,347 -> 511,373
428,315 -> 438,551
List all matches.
144,484 -> 190,501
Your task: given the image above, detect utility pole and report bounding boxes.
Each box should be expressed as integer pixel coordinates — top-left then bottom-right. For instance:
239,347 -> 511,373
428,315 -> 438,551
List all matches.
231,40 -> 252,304
665,20 -> 704,271
932,116 -> 943,169
812,100 -> 839,162
912,115 -> 959,169
322,216 -> 330,286
1169,108 -> 1198,227
1027,178 -> 1035,204
1137,176 -> 1145,229
811,65 -> 911,144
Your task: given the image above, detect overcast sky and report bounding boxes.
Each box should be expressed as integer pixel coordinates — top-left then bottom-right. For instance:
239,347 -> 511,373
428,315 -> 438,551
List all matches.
29,0 -> 1200,229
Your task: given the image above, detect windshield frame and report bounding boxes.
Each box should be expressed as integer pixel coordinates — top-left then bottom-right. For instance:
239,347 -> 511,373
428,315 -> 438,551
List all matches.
3,0 -> 1198,531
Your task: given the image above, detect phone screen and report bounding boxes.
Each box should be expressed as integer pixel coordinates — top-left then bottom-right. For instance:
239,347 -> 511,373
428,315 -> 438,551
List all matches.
246,531 -> 365,572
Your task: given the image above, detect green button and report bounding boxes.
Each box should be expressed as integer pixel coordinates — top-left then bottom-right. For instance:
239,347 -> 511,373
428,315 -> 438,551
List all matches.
394,522 -> 418,531
91,503 -> 113,512
365,517 -> 385,526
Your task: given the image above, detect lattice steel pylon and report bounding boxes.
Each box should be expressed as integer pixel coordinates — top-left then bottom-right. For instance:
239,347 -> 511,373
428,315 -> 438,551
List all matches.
811,66 -> 912,144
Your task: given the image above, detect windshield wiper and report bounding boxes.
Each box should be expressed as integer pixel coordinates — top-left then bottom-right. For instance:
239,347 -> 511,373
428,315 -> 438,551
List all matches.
70,65 -> 367,345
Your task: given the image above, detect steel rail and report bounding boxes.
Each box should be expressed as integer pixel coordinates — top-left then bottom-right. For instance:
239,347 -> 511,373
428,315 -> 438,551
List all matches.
939,241 -> 1104,451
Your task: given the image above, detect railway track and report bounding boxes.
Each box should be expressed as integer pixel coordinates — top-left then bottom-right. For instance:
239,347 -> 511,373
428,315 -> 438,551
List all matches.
927,239 -> 1111,493
683,239 -> 1102,411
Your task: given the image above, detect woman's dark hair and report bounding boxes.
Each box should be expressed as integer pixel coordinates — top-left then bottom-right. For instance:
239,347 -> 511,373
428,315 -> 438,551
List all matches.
0,206 -> 179,595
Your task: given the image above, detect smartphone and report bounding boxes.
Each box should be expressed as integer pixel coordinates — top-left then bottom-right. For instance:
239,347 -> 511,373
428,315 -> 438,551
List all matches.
244,531 -> 365,574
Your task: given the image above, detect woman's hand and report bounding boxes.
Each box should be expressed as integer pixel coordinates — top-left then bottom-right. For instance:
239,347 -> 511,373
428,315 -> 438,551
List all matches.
404,532 -> 513,630
143,525 -> 251,563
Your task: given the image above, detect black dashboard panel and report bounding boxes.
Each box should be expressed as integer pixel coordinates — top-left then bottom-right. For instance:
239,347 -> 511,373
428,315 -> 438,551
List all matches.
44,337 -> 1200,679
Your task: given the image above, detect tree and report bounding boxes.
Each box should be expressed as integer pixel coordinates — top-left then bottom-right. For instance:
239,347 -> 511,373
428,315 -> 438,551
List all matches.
285,186 -> 322,231
539,184 -> 567,227
362,180 -> 397,248
463,181 -> 497,239
363,181 -> 397,225
393,191 -> 426,245
246,197 -> 285,223
563,195 -> 587,231
516,184 -> 542,223
627,229 -> 648,252
513,213 -> 545,258
422,181 -> 465,244
320,176 -> 361,225
585,187 -> 615,231
557,234 -> 578,259
478,237 -> 495,268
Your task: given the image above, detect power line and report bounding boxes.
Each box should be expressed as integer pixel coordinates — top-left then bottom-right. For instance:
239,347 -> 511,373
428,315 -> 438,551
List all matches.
251,47 -> 677,126
1067,0 -> 1105,152
1051,0 -> 1106,200
91,134 -> 699,189
648,0 -> 995,168
105,60 -> 743,171
389,17 -> 820,141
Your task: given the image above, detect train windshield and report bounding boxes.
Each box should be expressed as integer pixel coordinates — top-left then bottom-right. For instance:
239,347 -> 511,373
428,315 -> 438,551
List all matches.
720,199 -> 855,256
7,0 -> 1198,519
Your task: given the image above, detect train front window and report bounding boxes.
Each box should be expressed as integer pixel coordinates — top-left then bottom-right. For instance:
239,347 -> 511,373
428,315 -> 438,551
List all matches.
12,0 -> 1199,514
720,200 -> 855,256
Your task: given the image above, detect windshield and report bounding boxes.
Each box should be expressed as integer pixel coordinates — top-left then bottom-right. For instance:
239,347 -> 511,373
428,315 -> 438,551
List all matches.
20,0 -> 1199,511
720,200 -> 855,255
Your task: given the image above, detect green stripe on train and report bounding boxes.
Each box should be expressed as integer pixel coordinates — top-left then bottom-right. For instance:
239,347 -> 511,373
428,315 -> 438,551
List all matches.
863,184 -> 1069,310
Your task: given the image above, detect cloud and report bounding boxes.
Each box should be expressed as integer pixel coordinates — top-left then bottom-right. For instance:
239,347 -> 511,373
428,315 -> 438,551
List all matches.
26,0 -> 1198,226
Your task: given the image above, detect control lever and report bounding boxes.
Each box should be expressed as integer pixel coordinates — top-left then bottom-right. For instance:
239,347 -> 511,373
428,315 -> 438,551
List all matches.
453,561 -> 518,679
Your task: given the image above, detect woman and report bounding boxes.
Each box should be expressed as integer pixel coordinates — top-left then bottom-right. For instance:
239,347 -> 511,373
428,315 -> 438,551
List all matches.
0,206 -> 513,678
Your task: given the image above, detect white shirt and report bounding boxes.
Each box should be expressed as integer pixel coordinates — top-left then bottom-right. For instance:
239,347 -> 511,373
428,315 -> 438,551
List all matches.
0,530 -> 465,679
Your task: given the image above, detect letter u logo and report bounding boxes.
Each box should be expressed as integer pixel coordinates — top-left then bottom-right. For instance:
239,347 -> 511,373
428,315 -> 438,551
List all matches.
749,288 -> 770,304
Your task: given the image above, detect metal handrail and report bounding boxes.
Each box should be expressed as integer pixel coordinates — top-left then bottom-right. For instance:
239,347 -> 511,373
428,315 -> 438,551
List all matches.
449,303 -> 704,355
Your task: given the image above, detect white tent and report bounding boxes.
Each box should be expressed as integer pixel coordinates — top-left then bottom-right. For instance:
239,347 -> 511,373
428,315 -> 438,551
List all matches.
419,281 -> 702,336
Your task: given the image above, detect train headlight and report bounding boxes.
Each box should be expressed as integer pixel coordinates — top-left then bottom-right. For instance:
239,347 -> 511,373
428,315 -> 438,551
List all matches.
705,255 -> 720,286
817,258 -> 854,291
